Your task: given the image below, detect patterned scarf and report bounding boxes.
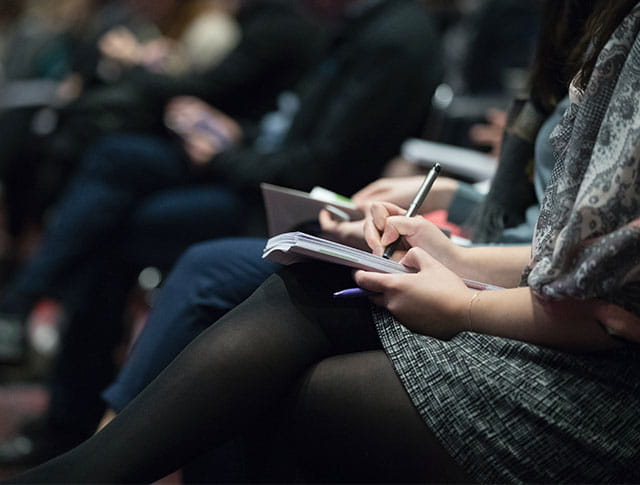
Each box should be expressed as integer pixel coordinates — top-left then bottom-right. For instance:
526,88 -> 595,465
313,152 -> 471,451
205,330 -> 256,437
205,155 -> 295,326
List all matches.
526,3 -> 640,317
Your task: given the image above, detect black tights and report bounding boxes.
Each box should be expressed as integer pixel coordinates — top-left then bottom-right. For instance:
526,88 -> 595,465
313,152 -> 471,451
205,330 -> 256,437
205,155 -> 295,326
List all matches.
11,264 -> 468,483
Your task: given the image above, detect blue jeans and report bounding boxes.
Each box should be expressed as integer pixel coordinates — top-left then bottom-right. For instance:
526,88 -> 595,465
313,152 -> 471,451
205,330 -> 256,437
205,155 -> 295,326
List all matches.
7,133 -> 247,307
102,237 -> 280,412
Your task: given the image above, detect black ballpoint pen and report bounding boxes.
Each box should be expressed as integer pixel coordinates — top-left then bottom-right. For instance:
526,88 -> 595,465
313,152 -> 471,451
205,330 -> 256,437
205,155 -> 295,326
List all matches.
382,163 -> 441,259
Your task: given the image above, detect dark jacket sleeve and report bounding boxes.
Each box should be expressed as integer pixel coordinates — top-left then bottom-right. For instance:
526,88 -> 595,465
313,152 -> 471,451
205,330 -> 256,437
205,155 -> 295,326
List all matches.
208,40 -> 442,195
126,6 -> 322,120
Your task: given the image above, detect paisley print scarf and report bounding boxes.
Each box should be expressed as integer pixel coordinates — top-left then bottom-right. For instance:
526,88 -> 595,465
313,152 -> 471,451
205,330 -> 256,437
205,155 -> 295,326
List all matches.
526,3 -> 640,320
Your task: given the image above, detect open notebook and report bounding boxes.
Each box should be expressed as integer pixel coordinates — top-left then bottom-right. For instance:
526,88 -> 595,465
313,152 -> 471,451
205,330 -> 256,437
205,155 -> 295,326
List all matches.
263,232 -> 502,291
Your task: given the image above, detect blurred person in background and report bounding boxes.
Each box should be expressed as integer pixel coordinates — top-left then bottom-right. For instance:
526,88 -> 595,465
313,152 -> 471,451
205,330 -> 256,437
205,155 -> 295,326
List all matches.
0,0 -> 442,469
0,0 -> 323,466
0,0 -> 244,268
98,0 -> 242,76
0,0 -> 101,82
0,0 -> 112,283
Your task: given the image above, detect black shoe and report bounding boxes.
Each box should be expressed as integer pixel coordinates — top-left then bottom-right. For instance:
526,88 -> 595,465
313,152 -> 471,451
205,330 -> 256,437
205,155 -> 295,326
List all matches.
0,418 -> 85,467
0,313 -> 26,364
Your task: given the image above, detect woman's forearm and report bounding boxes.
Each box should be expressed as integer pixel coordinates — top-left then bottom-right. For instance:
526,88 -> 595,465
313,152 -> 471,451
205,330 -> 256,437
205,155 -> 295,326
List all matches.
467,287 -> 618,351
453,245 -> 532,288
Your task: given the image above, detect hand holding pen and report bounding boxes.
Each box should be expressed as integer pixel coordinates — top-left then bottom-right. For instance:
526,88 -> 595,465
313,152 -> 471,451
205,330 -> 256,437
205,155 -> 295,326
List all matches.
363,164 -> 444,261
382,163 -> 440,259
336,164 -> 503,299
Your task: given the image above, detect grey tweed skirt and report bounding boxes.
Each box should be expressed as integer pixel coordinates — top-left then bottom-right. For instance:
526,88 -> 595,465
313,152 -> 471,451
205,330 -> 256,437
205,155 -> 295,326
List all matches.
372,306 -> 640,483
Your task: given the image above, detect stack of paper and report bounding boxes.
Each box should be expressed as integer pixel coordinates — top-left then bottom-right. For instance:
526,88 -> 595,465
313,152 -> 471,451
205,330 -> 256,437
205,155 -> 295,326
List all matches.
263,232 -> 412,273
263,232 -> 503,290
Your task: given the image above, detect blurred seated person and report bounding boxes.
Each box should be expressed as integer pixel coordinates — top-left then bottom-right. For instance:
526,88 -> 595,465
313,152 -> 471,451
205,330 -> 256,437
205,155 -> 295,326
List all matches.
98,0 -> 242,77
0,0 -> 315,261
0,0 -> 443,466
368,0 -> 540,180
0,0 -> 282,249
0,0 -> 224,252
428,0 -> 541,149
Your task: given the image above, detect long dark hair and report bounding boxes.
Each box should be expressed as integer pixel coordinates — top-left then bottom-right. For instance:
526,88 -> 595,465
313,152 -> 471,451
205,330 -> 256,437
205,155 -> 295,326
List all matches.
471,0 -> 639,243
576,0 -> 640,86
528,0 -> 638,113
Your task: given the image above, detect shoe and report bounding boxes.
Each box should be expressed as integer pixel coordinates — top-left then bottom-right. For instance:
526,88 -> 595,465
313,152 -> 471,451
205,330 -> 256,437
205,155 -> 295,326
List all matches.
0,313 -> 26,364
0,418 -> 85,467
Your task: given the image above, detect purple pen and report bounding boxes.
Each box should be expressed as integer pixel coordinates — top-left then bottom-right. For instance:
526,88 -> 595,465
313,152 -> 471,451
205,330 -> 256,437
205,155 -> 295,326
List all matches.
332,288 -> 376,298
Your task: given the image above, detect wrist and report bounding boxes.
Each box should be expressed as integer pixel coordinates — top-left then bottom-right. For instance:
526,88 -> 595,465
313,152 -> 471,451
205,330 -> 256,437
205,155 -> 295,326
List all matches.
465,291 -> 481,333
450,245 -> 494,284
444,244 -> 468,276
446,288 -> 479,338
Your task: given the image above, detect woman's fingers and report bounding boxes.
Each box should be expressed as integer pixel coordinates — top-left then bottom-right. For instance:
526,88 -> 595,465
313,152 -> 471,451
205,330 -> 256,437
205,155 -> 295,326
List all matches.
380,215 -> 425,246
370,202 -> 405,231
364,202 -> 408,255
353,270 -> 395,294
379,214 -> 423,247
399,246 -> 432,271
318,208 -> 337,231
370,202 -> 388,233
364,218 -> 384,255
363,203 -> 389,254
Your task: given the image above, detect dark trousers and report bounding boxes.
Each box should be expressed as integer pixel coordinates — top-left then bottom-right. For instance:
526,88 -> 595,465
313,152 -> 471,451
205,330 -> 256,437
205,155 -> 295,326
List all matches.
5,133 -> 250,434
8,133 -> 246,303
102,237 -> 279,412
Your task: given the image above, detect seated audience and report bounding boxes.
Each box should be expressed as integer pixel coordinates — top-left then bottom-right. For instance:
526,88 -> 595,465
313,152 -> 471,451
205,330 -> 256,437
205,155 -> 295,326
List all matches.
0,0 -> 312,260
0,0 -> 443,466
5,1 -> 640,481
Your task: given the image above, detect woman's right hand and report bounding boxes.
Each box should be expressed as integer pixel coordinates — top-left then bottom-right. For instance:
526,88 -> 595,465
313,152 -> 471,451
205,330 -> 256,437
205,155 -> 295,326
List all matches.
364,202 -> 463,271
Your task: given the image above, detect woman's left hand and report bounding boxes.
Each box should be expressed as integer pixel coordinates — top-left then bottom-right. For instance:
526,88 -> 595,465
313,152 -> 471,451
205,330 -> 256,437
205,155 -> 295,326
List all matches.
318,209 -> 369,250
354,247 -> 474,339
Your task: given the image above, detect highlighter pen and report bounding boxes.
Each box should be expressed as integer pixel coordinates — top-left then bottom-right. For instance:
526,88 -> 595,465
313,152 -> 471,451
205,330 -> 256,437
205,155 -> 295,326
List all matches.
332,288 -> 377,298
382,163 -> 441,259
